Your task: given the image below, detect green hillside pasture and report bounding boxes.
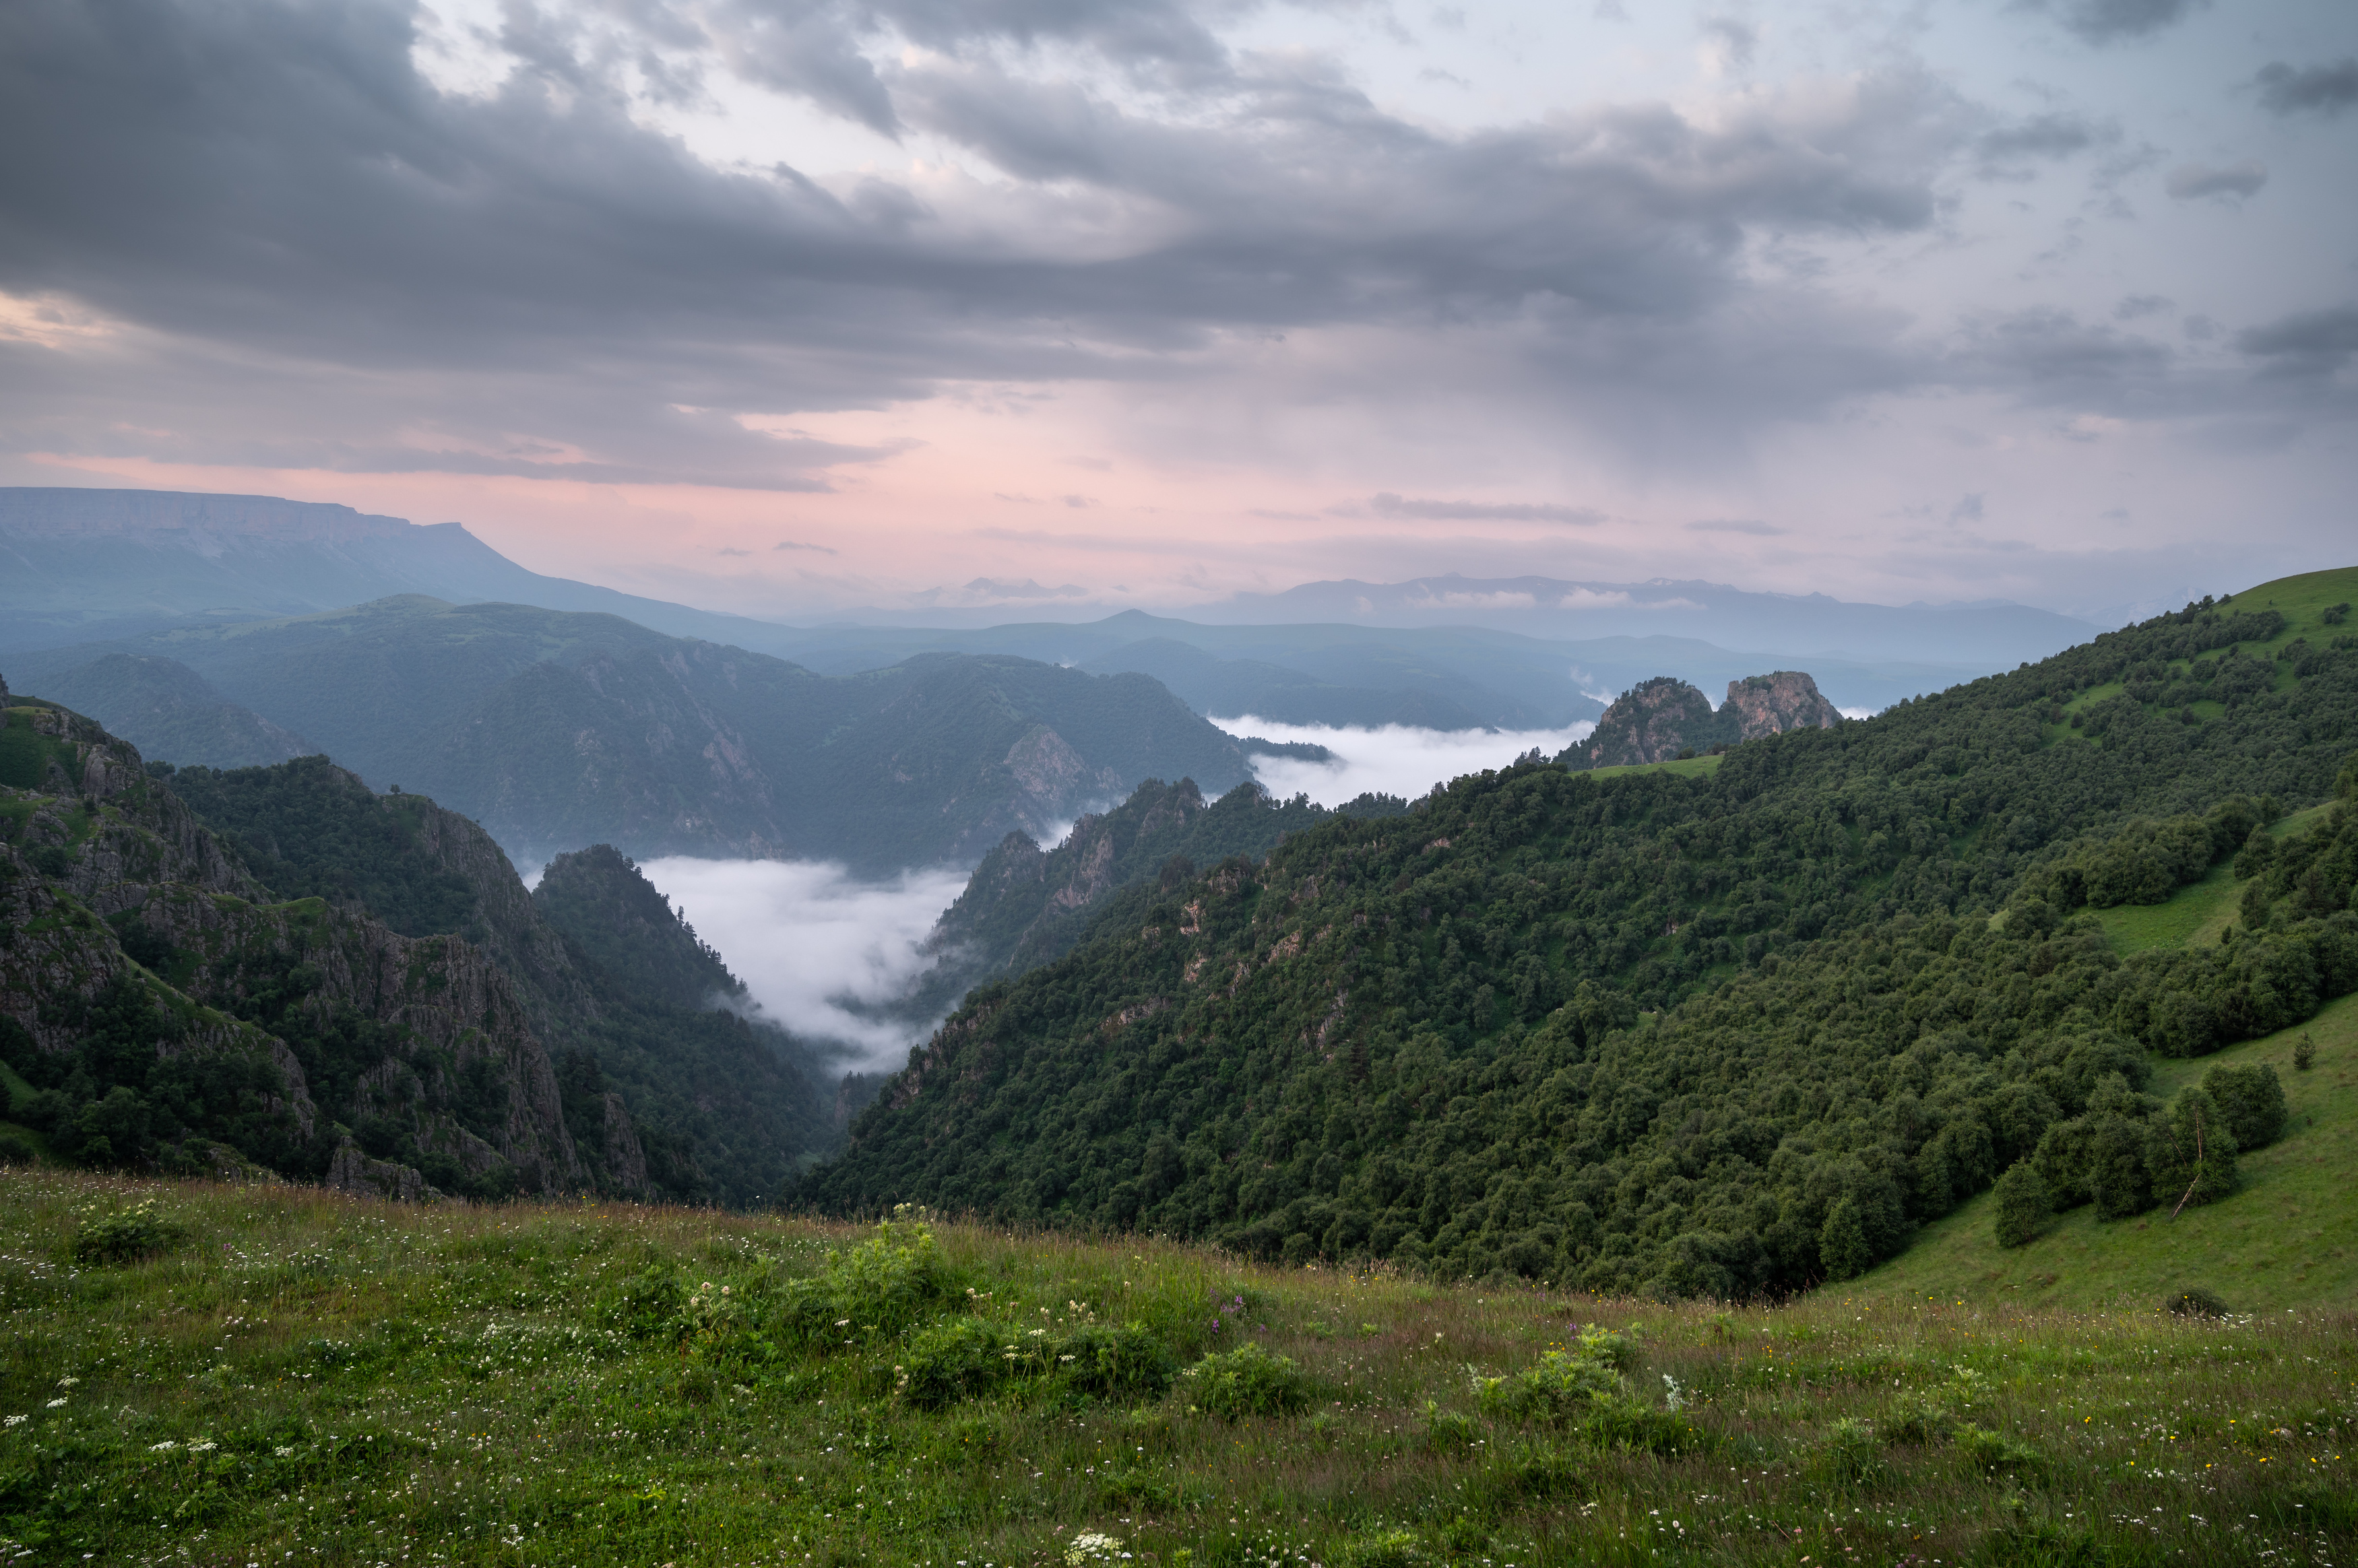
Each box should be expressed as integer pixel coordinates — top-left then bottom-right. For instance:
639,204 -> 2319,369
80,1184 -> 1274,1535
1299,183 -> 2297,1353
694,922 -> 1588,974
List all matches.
1587,752 -> 1724,781
2095,802 -> 2333,954
1863,992 -> 2358,1313
1,1175 -> 2351,1567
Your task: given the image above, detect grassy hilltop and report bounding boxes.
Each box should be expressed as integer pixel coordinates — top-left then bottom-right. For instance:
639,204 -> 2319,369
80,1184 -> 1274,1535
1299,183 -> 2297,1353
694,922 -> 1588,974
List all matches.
0,1173 -> 2351,1567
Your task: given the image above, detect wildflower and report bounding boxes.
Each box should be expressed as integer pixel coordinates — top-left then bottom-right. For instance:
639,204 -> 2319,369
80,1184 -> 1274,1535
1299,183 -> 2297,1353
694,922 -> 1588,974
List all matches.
44,1400 -> 65,1410
2,1416 -> 23,1428
56,1377 -> 77,1388
150,1441 -> 178,1451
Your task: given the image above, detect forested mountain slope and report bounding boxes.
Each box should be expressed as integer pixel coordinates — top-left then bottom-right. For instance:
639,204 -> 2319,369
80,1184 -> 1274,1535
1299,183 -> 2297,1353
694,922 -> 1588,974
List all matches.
0,709 -> 836,1205
881,779 -> 1411,1027
22,653 -> 313,770
8,597 -> 1249,870
799,571 -> 2358,1297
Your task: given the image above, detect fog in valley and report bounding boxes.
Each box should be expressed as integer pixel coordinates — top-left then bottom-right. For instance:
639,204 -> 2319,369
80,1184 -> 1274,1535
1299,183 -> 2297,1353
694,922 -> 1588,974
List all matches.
1219,717 -> 1598,806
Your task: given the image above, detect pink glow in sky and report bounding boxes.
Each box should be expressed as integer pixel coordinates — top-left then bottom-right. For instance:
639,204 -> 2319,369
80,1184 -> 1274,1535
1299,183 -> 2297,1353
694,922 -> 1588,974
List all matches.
3,0 -> 2353,622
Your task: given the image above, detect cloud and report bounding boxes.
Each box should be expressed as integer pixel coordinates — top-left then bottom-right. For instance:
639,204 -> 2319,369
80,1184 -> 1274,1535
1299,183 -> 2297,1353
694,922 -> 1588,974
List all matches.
2112,294 -> 2173,321
0,0 -> 1990,490
2235,304 -> 2358,379
774,538 -> 837,554
1360,492 -> 1605,525
637,856 -> 970,1066
2253,59 -> 2358,119
2021,0 -> 2208,46
717,546 -> 751,556
2165,161 -> 2267,201
1700,16 -> 1756,71
1973,112 -> 2117,173
1210,717 -> 1597,806
961,576 -> 1090,599
1686,519 -> 1783,536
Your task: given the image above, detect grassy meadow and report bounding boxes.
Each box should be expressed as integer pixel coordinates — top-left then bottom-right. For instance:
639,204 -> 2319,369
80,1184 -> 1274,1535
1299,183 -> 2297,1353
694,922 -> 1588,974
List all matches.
1,1173 -> 2351,1568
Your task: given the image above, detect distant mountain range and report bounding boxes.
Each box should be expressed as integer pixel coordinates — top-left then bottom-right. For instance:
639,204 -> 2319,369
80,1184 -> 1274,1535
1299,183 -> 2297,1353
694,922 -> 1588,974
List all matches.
7,597 -> 1249,873
5,488 -> 2097,728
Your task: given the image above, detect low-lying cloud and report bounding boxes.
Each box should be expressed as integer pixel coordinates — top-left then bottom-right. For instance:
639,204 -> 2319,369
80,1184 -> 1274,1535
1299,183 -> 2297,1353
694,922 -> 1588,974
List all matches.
1216,717 -> 1598,806
638,856 -> 969,1066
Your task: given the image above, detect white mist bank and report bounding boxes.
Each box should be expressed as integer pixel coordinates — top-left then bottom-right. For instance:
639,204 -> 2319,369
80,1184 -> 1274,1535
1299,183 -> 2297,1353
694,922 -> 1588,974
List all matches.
1214,716 -> 1598,807
637,856 -> 968,1064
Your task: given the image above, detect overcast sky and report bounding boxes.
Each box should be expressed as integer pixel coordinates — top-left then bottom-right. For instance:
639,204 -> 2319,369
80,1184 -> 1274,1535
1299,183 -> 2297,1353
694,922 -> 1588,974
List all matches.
1,0 -> 2351,620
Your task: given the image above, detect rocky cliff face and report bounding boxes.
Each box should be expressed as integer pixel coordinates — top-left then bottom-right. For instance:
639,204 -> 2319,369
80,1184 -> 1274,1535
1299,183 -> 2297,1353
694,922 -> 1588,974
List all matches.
1564,671 -> 1842,769
1720,671 -> 1842,740
1564,677 -> 1721,768
0,694 -> 596,1198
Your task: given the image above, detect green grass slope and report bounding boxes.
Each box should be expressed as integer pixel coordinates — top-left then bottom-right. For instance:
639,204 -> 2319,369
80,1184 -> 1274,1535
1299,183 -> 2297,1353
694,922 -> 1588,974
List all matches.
1866,952 -> 2358,1315
0,1173 -> 2350,1567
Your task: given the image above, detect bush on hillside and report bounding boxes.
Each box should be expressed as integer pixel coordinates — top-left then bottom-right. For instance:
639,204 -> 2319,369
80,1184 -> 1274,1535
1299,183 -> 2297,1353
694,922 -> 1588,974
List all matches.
71,1199 -> 188,1265
1991,1161 -> 2052,1248
2200,1061 -> 2288,1150
776,1216 -> 958,1349
1180,1342 -> 1313,1420
2165,1286 -> 2231,1317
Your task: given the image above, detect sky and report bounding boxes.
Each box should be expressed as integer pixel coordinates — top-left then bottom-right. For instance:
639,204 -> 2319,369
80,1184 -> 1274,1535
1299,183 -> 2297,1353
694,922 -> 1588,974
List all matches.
2,0 -> 2353,622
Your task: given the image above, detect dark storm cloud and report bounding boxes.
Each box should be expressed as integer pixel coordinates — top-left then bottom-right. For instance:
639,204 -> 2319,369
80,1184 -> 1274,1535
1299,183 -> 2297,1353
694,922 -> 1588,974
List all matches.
0,0 -> 2296,491
0,0 -> 2002,482
2020,0 -> 2208,46
2252,59 -> 2358,118
2235,304 -> 2358,379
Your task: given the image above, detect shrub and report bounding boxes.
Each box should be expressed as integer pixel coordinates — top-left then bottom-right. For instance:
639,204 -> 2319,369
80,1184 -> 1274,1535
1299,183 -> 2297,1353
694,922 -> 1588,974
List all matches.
1473,1348 -> 1624,1426
1179,1342 -> 1313,1420
776,1217 -> 958,1350
71,1199 -> 188,1264
600,1267 -> 688,1341
1991,1161 -> 2052,1248
897,1317 -> 1017,1410
2293,1033 -> 2316,1070
2165,1285 -> 2230,1318
0,1134 -> 34,1167
1058,1321 -> 1177,1402
2146,1087 -> 2239,1209
2200,1061 -> 2288,1150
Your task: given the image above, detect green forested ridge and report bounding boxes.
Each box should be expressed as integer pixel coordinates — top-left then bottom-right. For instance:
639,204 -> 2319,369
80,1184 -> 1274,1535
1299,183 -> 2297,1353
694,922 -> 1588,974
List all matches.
1,734 -> 836,1206
19,653 -> 313,771
799,572 -> 2358,1297
533,845 -> 740,1013
165,756 -> 482,940
884,779 -> 1411,1027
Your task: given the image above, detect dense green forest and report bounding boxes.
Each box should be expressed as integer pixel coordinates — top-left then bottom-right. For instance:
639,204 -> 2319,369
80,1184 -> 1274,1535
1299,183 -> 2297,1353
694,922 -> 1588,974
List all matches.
0,727 -> 838,1207
799,572 -> 2358,1295
883,777 -> 1410,1026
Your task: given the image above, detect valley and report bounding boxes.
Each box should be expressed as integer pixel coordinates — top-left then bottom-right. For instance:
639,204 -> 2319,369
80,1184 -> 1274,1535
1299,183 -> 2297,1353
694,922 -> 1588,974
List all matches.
2,525 -> 2353,1567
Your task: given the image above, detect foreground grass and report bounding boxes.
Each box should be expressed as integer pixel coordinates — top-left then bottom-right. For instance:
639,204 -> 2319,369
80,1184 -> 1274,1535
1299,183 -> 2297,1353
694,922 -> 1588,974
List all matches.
0,1175 -> 2351,1568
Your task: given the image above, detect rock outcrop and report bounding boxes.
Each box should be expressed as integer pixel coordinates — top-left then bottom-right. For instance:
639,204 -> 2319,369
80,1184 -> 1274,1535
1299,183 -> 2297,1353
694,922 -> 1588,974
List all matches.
1562,671 -> 1842,769
1720,671 -> 1843,740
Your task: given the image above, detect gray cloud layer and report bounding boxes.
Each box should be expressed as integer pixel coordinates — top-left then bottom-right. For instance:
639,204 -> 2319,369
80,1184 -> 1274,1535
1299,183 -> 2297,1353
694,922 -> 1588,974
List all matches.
0,0 -> 2351,568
